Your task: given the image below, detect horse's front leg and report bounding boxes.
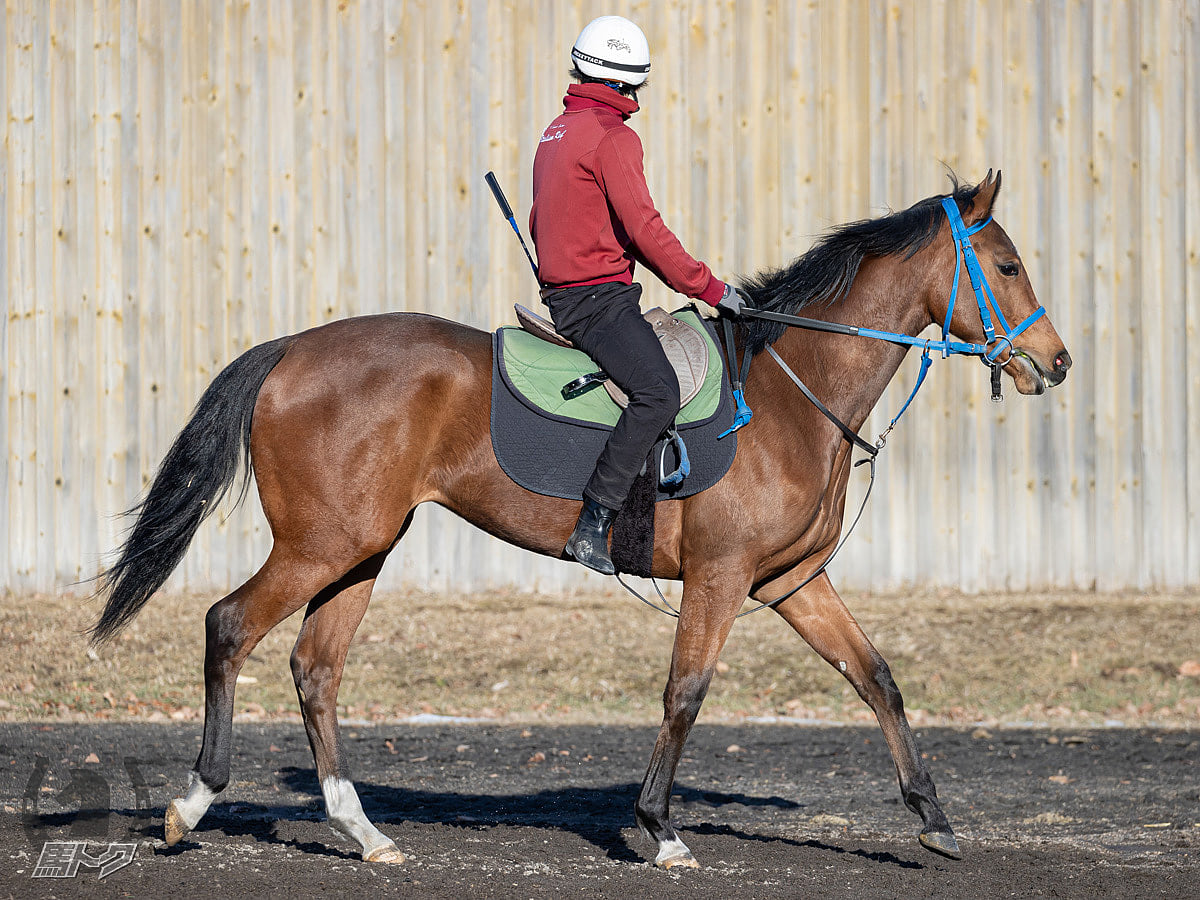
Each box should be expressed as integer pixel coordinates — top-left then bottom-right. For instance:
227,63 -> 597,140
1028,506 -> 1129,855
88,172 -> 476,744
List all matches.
761,572 -> 961,859
636,569 -> 750,869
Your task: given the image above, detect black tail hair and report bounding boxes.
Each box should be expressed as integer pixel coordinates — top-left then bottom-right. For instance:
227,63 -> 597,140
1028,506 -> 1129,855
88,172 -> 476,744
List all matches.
89,336 -> 292,645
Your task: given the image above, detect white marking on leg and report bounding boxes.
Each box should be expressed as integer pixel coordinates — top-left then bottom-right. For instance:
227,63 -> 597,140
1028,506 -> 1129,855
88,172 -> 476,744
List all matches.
321,777 -> 395,858
173,771 -> 219,831
654,835 -> 693,866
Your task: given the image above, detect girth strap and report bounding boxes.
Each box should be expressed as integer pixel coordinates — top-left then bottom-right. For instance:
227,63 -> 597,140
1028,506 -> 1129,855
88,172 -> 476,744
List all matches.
717,316 -> 754,439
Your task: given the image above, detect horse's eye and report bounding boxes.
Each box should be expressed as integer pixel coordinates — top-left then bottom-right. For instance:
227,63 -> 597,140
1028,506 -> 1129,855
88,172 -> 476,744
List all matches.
997,262 -> 1019,278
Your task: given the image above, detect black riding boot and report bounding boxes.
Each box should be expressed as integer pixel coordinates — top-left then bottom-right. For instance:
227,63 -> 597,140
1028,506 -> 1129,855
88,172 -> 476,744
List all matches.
564,497 -> 617,575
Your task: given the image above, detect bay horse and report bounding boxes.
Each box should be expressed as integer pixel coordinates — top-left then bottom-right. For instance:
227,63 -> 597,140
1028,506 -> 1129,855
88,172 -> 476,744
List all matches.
91,172 -> 1070,869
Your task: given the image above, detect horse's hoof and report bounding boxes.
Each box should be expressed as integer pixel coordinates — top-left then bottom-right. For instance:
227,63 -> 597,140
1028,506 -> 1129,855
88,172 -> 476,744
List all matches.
919,829 -> 962,860
658,852 -> 700,870
164,800 -> 190,847
654,836 -> 700,870
364,843 -> 406,865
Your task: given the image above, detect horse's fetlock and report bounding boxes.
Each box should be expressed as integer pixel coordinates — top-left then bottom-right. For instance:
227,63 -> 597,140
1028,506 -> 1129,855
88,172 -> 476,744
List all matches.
193,765 -> 229,796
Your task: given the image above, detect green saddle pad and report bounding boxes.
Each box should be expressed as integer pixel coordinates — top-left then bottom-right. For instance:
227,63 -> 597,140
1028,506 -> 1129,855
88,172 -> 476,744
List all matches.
496,308 -> 724,428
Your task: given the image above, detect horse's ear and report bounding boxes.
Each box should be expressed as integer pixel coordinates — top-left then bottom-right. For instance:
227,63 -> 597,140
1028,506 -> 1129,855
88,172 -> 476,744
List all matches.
966,170 -> 1002,225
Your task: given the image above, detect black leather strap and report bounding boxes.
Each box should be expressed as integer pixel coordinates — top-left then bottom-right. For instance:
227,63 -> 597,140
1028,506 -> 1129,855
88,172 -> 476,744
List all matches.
765,345 -> 877,458
561,370 -> 609,400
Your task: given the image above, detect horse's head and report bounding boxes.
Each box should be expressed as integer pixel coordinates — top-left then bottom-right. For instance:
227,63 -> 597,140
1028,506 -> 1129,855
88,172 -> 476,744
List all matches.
930,171 -> 1071,395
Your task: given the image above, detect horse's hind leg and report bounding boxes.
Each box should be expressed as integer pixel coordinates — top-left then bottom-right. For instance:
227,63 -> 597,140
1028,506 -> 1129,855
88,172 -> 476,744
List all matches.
763,572 -> 961,859
164,548 -> 344,846
289,550 -> 404,863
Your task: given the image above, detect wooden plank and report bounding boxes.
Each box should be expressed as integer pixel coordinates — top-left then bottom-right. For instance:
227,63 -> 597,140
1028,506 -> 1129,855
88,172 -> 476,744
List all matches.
177,0 -> 207,586
1113,0 -> 1142,587
222,0 -> 250,586
269,0 -> 295,335
248,0 -> 270,342
33,1 -> 55,584
1064,0 -> 1097,589
50,2 -> 78,582
135,0 -> 164,571
1153,1 -> 1188,587
1090,0 -> 1117,590
382,0 -> 406,323
72,0 -> 101,584
1092,0 -> 1140,589
1138,0 -> 1166,587
312,0 -> 336,324
358,0 -> 384,319
292,0 -> 314,327
204,0 -> 231,586
1044,0 -> 1076,587
159,0 -> 184,589
0,0 -> 8,587
1137,0 -> 1166,588
6,3 -> 35,585
1186,0 -> 1200,583
118,0 -> 139,557
94,0 -> 126,580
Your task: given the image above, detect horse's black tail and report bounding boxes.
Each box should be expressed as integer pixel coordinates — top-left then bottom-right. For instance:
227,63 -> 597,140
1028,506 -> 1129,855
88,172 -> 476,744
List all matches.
89,336 -> 293,646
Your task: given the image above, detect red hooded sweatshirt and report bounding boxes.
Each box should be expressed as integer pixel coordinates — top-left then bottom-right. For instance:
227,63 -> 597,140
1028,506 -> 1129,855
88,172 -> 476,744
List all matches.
530,83 -> 725,306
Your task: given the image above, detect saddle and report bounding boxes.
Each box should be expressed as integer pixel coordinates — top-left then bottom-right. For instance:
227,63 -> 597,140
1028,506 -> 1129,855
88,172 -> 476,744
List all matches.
513,304 -> 710,409
490,306 -> 738,575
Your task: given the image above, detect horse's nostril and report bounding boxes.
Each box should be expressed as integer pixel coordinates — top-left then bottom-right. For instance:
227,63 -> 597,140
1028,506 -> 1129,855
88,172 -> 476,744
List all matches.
1053,351 -> 1072,373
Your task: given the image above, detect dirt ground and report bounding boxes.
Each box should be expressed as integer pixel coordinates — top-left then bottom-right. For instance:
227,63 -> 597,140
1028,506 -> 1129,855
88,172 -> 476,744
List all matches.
3,588 -> 1199,729
1,589 -> 1199,896
1,721 -> 1197,898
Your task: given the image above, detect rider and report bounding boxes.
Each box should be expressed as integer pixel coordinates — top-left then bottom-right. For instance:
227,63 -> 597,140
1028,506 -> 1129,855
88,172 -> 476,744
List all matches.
531,14 -> 749,575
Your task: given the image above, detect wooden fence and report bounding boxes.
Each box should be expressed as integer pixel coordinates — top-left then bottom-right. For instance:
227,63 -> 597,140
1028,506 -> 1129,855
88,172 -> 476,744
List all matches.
2,0 -> 1197,596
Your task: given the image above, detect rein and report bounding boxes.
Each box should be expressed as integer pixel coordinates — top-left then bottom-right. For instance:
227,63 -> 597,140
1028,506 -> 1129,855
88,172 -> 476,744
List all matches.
619,198 -> 1045,620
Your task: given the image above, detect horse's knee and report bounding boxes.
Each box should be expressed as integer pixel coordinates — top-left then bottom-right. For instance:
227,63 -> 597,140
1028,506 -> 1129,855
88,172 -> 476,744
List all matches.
868,653 -> 904,709
662,672 -> 711,728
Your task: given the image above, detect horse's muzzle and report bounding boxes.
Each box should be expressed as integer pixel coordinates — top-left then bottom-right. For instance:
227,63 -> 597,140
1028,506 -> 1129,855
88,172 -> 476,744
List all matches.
1009,347 -> 1070,395
1049,350 -> 1072,386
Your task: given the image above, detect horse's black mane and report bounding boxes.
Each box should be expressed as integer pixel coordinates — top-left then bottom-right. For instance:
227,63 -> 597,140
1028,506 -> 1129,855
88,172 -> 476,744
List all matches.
738,176 -> 983,356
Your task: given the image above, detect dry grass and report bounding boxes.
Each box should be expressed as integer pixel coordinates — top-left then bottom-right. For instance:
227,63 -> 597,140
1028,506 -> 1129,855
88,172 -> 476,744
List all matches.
2,586 -> 1199,728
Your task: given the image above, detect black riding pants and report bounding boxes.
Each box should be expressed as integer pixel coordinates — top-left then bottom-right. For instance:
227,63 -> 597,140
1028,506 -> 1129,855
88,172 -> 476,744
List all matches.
545,282 -> 680,510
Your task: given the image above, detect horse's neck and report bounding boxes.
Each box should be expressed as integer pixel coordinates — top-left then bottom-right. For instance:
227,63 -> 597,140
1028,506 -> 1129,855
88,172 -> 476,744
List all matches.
764,261 -> 934,440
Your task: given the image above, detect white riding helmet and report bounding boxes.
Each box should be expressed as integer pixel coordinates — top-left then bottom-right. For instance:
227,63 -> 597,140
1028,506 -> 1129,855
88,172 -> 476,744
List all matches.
571,15 -> 651,87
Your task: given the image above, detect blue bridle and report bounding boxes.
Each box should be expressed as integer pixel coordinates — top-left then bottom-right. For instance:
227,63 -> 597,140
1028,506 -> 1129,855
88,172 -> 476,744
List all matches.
936,197 -> 1046,364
